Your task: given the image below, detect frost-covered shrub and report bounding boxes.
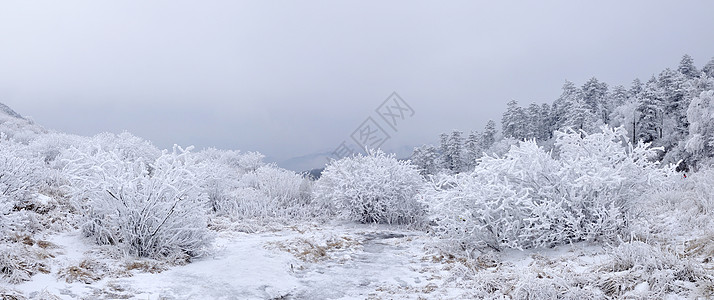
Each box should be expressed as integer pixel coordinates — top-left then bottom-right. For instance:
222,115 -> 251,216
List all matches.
212,165 -> 319,221
63,145 -> 211,259
89,132 -> 161,163
426,126 -> 676,251
0,140 -> 49,216
315,150 -> 425,225
192,147 -> 317,221
0,244 -> 47,284
229,187 -> 274,220
192,149 -> 246,216
240,165 -> 312,215
27,133 -> 88,165
599,242 -> 708,298
0,141 -> 42,202
686,89 -> 714,169
482,136 -> 518,157
0,108 -> 46,144
238,151 -> 266,172
686,168 -> 714,215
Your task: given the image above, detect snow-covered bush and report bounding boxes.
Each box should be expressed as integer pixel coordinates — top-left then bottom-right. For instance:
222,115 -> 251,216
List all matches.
0,244 -> 44,284
63,145 -> 211,259
598,242 -> 708,298
426,126 -> 676,251
191,149 -> 246,216
315,150 -> 425,225
687,169 -> 714,216
238,151 -> 266,172
89,131 -> 161,164
240,165 -> 312,216
191,147 -> 318,221
0,139 -> 48,213
686,89 -> 714,169
27,133 -> 88,165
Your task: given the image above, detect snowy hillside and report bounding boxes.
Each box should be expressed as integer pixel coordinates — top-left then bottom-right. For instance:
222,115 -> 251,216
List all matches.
0,103 -> 47,143
1,88 -> 714,300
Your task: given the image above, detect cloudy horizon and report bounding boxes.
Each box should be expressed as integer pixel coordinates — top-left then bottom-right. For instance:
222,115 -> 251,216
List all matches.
2,1 -> 714,170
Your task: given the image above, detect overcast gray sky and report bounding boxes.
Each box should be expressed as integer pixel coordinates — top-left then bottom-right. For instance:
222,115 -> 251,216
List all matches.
2,1 -> 714,169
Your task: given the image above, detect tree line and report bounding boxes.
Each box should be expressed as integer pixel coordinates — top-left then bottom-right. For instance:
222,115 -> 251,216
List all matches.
412,54 -> 714,174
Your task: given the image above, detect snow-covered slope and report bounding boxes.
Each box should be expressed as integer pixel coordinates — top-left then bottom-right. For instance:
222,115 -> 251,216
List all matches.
0,102 -> 47,142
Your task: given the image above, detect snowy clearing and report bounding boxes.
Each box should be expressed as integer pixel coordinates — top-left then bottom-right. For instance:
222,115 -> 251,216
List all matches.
7,222 -> 692,300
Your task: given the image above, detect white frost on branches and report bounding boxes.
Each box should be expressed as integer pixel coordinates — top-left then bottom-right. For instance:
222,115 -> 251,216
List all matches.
63,145 -> 211,259
316,150 -> 425,225
425,126 -> 676,251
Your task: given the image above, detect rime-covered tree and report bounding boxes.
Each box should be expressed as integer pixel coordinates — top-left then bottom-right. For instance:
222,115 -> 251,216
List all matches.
582,77 -> 610,123
563,97 -> 598,132
525,103 -> 542,139
686,73 -> 714,101
658,68 -> 689,151
480,120 -> 497,150
439,133 -> 450,171
636,76 -> 664,143
464,131 -> 482,170
446,130 -> 465,172
540,103 -> 554,140
501,100 -> 527,139
629,78 -> 644,99
703,57 -> 714,78
411,145 -> 439,176
610,85 -> 628,108
553,81 -> 582,130
678,54 -> 699,79
686,90 -> 714,168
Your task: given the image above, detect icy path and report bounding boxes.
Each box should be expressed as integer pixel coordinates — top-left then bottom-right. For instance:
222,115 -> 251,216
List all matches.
8,224 -> 444,299
120,232 -> 302,299
121,224 -> 440,299
288,228 -> 438,299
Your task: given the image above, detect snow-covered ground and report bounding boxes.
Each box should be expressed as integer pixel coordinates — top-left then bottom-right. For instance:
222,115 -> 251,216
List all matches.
3,222 -> 646,300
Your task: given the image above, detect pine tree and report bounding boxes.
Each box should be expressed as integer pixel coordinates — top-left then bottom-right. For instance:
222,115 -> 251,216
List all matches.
703,57 -> 714,78
686,90 -> 714,168
480,120 -> 497,151
657,68 -> 689,144
439,133 -> 451,171
636,76 -> 664,143
610,85 -> 628,108
581,77 -> 610,123
501,100 -> 527,139
678,54 -> 699,79
540,103 -> 554,140
525,103 -> 542,139
464,131 -> 482,171
629,78 -> 643,99
447,130 -> 465,172
563,97 -> 598,133
411,145 -> 439,176
686,73 -> 714,100
553,80 -> 582,130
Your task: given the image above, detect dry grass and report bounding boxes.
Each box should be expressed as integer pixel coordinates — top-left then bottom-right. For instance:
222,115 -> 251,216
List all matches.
0,245 -> 49,284
124,259 -> 166,274
685,233 -> 714,263
58,259 -> 104,284
270,235 -> 361,263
